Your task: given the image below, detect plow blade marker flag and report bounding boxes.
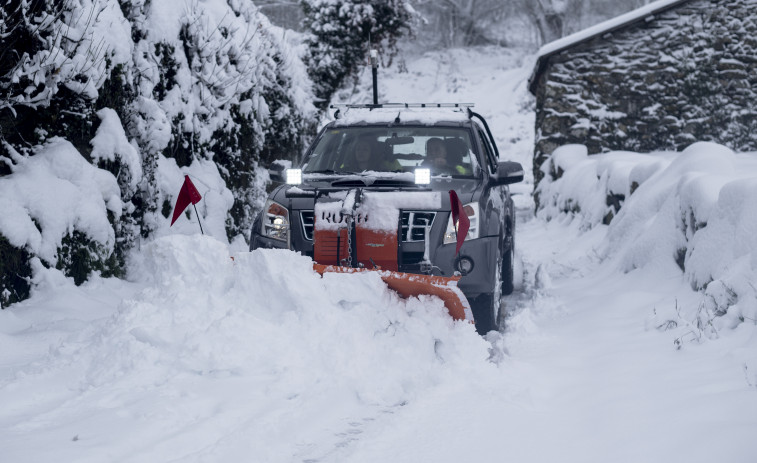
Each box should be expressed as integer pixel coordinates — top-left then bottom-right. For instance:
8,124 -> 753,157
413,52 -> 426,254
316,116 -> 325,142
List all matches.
171,175 -> 203,226
449,190 -> 469,256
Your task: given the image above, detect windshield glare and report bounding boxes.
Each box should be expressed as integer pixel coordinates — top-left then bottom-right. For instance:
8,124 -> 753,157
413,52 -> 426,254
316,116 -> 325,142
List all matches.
302,127 -> 478,177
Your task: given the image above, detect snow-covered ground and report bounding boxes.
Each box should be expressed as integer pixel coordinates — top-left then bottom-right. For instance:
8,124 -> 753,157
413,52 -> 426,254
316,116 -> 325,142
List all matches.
2,46 -> 756,462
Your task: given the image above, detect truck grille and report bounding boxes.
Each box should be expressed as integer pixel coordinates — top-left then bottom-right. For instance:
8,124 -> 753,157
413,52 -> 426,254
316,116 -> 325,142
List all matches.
400,211 -> 436,242
300,210 -> 435,243
301,211 -> 315,240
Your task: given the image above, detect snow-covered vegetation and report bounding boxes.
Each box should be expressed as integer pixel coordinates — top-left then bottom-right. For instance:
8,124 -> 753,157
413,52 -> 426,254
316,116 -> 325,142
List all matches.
538,142 -> 757,331
0,0 -> 327,306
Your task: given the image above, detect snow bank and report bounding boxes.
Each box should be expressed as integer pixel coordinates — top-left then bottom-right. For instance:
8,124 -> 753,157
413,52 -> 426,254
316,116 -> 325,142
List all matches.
0,234 -> 492,461
122,235 -> 488,385
152,156 -> 235,242
537,142 -> 757,330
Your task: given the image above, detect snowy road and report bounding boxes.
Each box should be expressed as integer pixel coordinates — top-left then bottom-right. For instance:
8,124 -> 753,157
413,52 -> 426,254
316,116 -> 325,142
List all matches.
290,207 -> 757,463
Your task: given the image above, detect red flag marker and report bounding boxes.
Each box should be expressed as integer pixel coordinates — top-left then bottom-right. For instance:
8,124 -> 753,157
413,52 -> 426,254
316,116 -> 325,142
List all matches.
171,175 -> 203,232
449,190 -> 469,256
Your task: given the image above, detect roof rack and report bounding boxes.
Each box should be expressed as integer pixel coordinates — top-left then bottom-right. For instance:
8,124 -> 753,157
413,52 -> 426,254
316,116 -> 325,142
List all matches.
330,103 -> 474,109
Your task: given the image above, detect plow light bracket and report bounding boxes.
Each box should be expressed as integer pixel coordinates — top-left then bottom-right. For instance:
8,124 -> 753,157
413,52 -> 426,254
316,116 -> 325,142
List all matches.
414,168 -> 431,185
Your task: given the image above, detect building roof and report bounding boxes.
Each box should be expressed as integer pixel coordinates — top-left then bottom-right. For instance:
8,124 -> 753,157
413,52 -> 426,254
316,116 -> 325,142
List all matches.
528,0 -> 692,94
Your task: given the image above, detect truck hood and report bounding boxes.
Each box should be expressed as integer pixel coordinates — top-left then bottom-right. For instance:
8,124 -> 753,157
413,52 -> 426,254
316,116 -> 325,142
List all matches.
272,173 -> 480,211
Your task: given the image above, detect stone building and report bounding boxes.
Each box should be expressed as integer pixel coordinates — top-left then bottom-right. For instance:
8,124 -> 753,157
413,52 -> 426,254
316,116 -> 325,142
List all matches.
528,0 -> 757,189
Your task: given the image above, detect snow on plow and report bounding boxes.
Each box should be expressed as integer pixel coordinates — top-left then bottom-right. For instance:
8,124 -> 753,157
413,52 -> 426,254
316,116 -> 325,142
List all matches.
313,264 -> 472,321
310,189 -> 473,323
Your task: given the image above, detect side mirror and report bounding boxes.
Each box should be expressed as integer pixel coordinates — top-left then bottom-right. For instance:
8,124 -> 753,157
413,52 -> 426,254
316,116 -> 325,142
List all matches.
491,161 -> 524,185
268,160 -> 291,183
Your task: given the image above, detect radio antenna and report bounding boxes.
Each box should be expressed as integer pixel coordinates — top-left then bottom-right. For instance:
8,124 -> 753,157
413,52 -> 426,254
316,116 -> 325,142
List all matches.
370,49 -> 379,105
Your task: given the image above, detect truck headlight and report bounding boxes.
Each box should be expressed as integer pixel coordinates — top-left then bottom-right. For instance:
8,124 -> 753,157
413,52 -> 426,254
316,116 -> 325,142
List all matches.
443,202 -> 479,244
261,199 -> 290,243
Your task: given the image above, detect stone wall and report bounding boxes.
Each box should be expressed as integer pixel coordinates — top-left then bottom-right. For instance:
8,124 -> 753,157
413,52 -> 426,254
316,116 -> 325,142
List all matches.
532,0 -> 757,194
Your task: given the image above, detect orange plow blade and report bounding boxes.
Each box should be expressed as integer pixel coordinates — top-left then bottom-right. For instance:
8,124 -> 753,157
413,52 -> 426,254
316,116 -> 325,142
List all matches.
313,263 -> 472,322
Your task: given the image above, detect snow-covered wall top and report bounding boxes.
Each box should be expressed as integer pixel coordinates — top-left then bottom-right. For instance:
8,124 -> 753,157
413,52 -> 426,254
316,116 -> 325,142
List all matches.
530,0 -> 757,199
529,0 -> 690,91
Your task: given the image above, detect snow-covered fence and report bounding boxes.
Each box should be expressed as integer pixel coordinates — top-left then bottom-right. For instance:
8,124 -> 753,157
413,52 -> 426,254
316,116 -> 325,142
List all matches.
537,142 -> 757,330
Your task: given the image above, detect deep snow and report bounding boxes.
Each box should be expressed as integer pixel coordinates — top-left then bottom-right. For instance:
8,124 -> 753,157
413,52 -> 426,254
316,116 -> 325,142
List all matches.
1,45 -> 756,463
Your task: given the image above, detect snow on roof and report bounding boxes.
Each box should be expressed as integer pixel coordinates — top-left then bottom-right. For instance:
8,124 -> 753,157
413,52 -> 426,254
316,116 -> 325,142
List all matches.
528,0 -> 691,94
331,105 -> 471,126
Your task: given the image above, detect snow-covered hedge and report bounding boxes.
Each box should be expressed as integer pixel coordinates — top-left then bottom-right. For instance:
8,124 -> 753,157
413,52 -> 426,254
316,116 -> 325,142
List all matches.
0,0 -> 317,307
537,142 -> 757,329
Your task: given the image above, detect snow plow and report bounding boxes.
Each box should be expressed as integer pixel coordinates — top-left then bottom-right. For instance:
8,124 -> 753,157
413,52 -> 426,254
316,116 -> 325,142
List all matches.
308,188 -> 472,322
313,264 -> 470,321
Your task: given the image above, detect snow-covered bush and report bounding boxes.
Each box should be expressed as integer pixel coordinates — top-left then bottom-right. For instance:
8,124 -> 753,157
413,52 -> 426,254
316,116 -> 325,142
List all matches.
0,1 -> 110,114
1,0 -> 318,306
0,0 -> 136,302
536,144 -> 673,227
301,0 -> 414,107
0,138 -> 123,305
124,0 -> 316,241
0,235 -> 32,309
537,142 -> 757,330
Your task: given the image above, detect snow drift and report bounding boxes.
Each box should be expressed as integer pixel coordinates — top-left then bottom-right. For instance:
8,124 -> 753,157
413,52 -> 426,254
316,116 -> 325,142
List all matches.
0,234 -> 495,462
537,141 -> 757,331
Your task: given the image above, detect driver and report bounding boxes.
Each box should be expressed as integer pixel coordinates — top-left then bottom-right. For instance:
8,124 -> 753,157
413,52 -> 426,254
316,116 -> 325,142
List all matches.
344,135 -> 401,172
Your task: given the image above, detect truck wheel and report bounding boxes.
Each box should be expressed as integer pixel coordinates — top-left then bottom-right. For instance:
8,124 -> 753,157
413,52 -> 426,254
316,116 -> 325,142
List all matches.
472,249 -> 503,335
501,236 -> 514,296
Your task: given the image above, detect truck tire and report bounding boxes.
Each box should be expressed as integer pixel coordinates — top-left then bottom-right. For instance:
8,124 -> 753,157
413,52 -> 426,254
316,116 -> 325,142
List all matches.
501,235 -> 514,296
471,247 -> 503,335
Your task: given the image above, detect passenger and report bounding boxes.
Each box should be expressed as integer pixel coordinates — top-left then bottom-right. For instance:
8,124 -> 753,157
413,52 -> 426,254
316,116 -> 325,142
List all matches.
424,137 -> 469,175
444,137 -> 472,175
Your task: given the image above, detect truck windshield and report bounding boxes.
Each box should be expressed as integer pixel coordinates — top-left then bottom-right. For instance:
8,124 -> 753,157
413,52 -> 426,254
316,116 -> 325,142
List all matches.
302,127 -> 477,177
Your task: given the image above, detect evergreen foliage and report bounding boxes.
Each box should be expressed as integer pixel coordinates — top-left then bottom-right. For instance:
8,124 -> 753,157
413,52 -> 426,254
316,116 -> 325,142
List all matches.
0,0 -> 318,306
301,0 -> 413,108
0,0 -> 128,302
0,235 -> 32,309
55,231 -> 122,285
